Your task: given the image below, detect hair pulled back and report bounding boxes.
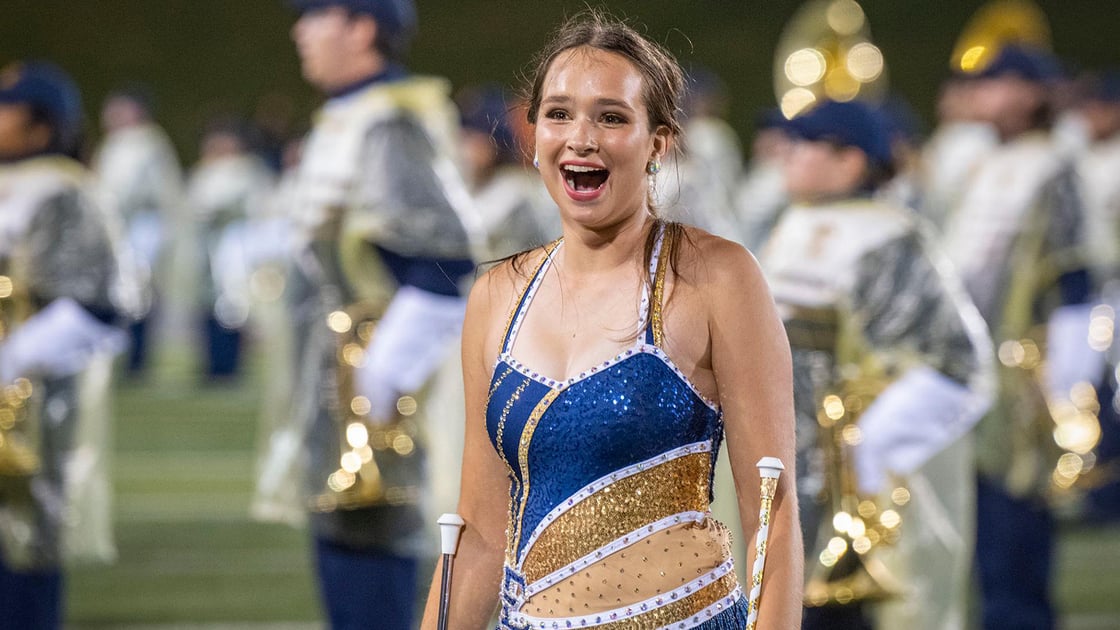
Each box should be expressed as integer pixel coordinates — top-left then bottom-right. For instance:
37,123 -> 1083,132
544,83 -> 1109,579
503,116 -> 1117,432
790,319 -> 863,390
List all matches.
524,10 -> 685,140
517,10 -> 690,308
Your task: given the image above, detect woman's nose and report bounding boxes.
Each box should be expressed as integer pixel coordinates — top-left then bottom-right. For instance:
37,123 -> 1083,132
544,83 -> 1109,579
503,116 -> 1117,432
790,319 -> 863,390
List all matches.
566,119 -> 599,154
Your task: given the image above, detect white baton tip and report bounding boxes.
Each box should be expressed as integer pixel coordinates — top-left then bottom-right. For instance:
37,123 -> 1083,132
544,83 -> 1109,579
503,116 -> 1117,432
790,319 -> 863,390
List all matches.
438,513 -> 465,556
756,456 -> 785,478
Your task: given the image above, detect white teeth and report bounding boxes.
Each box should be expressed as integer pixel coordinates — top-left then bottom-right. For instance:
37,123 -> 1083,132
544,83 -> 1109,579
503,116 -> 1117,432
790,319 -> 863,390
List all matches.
562,164 -> 604,173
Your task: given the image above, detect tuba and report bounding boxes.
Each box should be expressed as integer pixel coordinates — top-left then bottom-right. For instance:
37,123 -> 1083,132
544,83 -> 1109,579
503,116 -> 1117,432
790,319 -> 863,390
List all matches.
796,302 -> 906,609
0,270 -> 39,481
803,357 -> 908,608
309,298 -> 425,512
950,0 -> 1052,75
996,318 -> 1115,507
772,0 -> 888,120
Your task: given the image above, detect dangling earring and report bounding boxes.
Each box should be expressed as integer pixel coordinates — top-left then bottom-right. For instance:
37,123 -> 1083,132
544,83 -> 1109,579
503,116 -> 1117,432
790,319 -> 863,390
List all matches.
646,159 -> 661,175
533,154 -> 540,170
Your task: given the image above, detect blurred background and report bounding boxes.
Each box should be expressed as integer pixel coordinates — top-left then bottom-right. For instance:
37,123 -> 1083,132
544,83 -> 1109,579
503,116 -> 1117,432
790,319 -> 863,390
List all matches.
1,0 -> 1118,628
3,0 -> 1120,163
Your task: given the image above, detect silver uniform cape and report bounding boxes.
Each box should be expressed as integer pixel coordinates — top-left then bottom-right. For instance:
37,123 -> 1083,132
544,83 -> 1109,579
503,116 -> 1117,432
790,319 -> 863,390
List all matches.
471,164 -> 557,261
278,75 -> 477,554
92,122 -> 185,317
0,156 -> 132,570
941,132 -> 1084,500
760,198 -> 993,630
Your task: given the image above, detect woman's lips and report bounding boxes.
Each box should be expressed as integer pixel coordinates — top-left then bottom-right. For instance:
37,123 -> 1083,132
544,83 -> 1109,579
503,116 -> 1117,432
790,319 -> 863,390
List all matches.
560,163 -> 609,202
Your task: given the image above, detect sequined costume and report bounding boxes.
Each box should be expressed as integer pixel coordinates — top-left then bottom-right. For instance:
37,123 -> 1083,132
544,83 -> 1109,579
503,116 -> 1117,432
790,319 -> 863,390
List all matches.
760,199 -> 992,630
488,229 -> 749,630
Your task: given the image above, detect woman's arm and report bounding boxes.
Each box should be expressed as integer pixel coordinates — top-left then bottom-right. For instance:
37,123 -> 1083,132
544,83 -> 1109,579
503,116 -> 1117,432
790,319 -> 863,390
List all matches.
420,265 -> 517,629
706,239 -> 803,628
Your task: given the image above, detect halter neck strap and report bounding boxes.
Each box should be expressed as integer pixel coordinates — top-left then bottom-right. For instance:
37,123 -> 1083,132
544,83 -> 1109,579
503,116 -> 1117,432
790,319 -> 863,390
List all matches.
500,240 -> 562,355
644,223 -> 670,347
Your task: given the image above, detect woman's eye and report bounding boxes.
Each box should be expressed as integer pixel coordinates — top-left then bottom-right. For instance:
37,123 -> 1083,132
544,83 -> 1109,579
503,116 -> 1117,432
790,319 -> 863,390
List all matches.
545,109 -> 570,121
602,113 -> 626,124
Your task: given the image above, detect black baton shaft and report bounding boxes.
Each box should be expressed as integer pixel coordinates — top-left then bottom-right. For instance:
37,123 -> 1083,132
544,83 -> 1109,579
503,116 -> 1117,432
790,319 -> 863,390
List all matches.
437,553 -> 454,630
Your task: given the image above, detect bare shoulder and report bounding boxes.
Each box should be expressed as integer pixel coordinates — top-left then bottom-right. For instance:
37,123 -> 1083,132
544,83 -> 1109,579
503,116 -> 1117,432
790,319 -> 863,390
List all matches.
470,246 -> 550,309
465,246 -> 553,356
674,225 -> 768,299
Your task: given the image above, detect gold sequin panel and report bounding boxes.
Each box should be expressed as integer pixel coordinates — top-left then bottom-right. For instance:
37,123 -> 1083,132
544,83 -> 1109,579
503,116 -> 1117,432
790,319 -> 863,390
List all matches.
597,573 -> 739,630
522,519 -> 734,618
521,451 -> 712,583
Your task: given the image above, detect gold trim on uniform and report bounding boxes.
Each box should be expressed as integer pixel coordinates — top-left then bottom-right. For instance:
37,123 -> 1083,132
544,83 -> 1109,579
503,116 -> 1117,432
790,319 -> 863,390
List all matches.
495,377 -> 530,471
650,232 -> 672,348
521,452 -> 712,582
500,240 -> 563,348
510,388 -> 562,562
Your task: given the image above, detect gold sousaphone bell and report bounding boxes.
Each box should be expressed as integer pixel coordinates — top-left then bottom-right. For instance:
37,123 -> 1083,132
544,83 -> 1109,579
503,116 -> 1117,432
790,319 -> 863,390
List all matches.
0,272 -> 38,480
804,362 -> 908,608
950,0 -> 1052,75
773,0 -> 888,120
310,300 -> 424,512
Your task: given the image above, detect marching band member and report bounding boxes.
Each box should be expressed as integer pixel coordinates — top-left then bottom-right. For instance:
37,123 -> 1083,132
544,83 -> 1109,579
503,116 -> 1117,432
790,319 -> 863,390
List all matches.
457,85 -> 555,260
275,0 -> 479,626
735,109 -> 791,252
759,100 -> 993,630
938,45 -> 1088,630
0,60 -> 136,630
653,65 -> 745,242
186,118 -> 277,379
1065,71 -> 1120,522
917,76 -> 999,229
92,85 -> 185,374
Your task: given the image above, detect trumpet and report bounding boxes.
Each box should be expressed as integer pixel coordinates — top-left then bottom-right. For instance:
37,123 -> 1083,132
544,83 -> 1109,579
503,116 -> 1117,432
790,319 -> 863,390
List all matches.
310,299 -> 424,512
804,360 -> 906,608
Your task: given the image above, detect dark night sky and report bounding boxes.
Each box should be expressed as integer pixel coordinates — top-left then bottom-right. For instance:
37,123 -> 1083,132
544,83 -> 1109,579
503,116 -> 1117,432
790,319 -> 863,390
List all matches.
1,1 -> 1117,162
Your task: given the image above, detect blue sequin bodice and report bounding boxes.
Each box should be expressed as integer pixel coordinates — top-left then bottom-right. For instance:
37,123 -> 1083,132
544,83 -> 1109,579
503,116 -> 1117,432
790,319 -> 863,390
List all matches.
486,229 -> 748,629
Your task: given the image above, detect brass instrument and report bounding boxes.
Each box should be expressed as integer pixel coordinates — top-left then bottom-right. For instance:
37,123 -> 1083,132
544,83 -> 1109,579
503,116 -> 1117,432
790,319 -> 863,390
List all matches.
997,312 -> 1116,507
310,299 -> 424,512
0,271 -> 38,481
804,357 -> 908,608
950,0 -> 1051,75
773,0 -> 888,120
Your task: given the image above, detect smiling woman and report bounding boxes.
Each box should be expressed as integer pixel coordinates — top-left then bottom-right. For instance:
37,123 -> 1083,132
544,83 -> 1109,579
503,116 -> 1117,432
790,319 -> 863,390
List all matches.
420,10 -> 803,630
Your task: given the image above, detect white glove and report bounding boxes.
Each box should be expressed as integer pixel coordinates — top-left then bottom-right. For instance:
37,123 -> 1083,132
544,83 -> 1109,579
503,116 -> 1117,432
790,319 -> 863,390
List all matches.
852,365 -> 989,495
1045,303 -> 1107,400
355,286 -> 467,423
242,217 -> 294,269
0,298 -> 127,383
127,211 -> 164,273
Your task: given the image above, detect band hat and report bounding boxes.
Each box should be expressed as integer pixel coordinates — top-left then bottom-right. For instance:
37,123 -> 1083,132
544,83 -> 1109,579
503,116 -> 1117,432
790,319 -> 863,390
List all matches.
781,99 -> 893,169
0,60 -> 84,153
458,85 -> 517,160
1085,71 -> 1120,104
287,0 -> 417,37
971,44 -> 1064,83
754,107 -> 787,132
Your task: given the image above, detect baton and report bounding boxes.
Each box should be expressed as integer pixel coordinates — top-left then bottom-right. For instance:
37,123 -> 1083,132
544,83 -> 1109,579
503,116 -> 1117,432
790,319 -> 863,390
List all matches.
436,513 -> 465,630
746,457 -> 784,630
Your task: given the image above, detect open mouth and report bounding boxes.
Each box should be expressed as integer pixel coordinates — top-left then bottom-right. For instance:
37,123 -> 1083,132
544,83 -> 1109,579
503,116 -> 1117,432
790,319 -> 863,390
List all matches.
562,164 -> 610,193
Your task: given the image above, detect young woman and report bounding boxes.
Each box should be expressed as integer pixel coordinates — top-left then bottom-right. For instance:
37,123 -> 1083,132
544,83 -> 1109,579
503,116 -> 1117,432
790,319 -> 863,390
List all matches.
422,12 -> 802,629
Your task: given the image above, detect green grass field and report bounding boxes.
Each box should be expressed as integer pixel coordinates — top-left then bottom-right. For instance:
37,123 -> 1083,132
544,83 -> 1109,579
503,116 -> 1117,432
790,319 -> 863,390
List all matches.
62,345 -> 1120,629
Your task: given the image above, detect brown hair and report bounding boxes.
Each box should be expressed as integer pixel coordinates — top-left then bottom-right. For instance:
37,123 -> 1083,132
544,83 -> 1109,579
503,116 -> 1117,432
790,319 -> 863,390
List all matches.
515,9 -> 689,282
523,10 -> 685,137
